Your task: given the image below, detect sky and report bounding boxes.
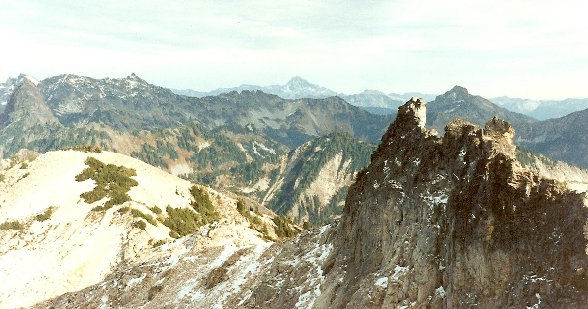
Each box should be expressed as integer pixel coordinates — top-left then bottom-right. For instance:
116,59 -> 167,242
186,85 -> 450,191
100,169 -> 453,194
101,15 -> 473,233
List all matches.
1,0 -> 587,100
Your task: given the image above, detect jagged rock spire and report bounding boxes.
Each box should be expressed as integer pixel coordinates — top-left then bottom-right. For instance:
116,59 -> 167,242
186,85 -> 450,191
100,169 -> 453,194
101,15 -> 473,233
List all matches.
397,96 -> 426,128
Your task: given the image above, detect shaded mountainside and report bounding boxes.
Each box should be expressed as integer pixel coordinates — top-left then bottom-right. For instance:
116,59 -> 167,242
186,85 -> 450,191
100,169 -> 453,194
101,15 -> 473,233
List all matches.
264,132 -> 376,225
515,108 -> 588,169
197,90 -> 392,148
0,74 -> 390,226
32,98 -> 588,308
0,77 -> 58,128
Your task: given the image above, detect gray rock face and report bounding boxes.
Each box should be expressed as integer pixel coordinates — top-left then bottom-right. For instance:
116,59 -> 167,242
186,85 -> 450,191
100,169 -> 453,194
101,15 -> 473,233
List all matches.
0,78 -> 58,128
327,98 -> 588,307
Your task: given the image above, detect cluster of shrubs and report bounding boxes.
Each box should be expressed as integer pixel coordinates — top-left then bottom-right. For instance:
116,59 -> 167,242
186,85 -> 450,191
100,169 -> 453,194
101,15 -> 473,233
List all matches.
273,215 -> 297,238
35,207 -> 55,222
236,199 -> 271,240
61,145 -> 103,153
75,157 -> 138,210
0,220 -> 23,231
162,186 -> 219,238
131,208 -> 157,226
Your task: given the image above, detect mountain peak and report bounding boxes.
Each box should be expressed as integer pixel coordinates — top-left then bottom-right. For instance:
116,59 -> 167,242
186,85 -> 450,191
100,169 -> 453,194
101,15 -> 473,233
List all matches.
448,85 -> 469,96
286,76 -> 310,85
398,96 -> 426,129
276,76 -> 336,99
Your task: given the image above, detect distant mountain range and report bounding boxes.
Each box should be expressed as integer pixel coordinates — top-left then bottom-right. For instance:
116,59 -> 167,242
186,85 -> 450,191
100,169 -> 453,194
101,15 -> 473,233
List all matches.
173,76 -> 435,115
174,76 -> 338,99
1,73 -> 588,228
490,96 -> 588,120
174,76 -> 588,120
0,74 -> 391,225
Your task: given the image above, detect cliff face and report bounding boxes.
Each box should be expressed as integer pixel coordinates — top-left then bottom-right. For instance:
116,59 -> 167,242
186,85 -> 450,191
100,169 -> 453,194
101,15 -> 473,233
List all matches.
326,97 -> 588,307
0,78 -> 58,128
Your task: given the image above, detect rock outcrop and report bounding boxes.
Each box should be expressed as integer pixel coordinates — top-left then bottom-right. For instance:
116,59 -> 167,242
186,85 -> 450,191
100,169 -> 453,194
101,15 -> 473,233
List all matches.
324,98 -> 588,307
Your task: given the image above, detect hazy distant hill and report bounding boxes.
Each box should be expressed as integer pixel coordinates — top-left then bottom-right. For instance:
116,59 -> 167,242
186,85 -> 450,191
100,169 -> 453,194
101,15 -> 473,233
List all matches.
491,96 -> 588,120
516,107 -> 588,169
340,90 -> 403,115
427,85 -> 537,132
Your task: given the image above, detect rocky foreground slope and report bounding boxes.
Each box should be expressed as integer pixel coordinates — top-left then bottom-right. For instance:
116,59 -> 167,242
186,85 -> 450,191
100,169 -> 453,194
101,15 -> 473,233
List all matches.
19,98 -> 588,308
0,150 -> 284,309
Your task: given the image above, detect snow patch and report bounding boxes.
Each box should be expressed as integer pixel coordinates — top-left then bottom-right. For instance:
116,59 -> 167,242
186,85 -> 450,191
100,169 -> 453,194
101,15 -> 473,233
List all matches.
375,276 -> 388,287
253,141 -> 276,155
391,265 -> 409,281
526,293 -> 542,309
435,286 -> 446,298
197,141 -> 211,151
126,273 -> 147,289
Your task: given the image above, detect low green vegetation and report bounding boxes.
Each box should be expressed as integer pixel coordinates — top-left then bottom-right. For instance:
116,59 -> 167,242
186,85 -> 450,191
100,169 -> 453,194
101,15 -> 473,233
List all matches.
131,208 -> 157,226
133,220 -> 147,230
0,220 -> 24,230
189,186 -> 219,222
164,207 -> 200,238
152,239 -> 167,247
75,157 -> 138,209
60,145 -> 103,153
0,173 -> 5,182
149,206 -> 162,214
236,199 -> 271,239
35,207 -> 56,222
163,186 -> 219,238
20,162 -> 28,169
273,215 -> 297,238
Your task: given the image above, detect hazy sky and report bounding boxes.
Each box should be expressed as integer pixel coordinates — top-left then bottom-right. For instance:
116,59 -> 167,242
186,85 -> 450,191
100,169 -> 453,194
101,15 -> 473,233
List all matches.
1,0 -> 587,99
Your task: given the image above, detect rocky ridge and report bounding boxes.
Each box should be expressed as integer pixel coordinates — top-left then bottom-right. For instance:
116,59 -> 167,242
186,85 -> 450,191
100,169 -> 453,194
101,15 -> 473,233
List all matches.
31,98 -> 588,308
